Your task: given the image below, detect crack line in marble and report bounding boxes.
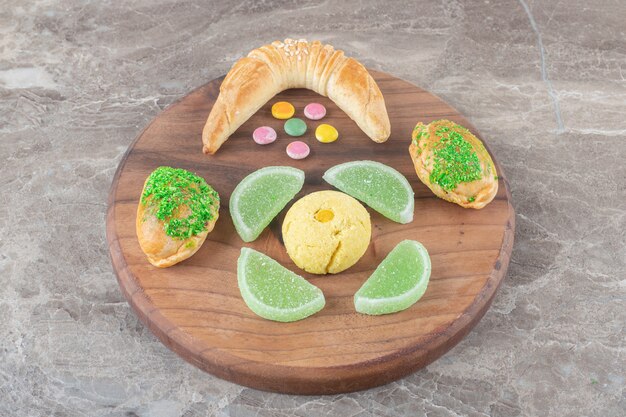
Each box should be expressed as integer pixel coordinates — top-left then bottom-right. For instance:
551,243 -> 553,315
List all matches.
563,128 -> 626,136
518,0 -> 565,134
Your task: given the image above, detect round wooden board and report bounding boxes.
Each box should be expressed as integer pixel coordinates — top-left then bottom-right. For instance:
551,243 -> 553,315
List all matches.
107,70 -> 515,394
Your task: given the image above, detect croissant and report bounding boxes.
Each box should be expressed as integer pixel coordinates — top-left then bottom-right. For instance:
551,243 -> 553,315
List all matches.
409,119 -> 498,209
202,39 -> 391,154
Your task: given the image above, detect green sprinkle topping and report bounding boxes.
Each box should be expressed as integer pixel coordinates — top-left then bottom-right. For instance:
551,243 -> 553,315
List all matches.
468,196 -> 476,203
435,126 -> 450,136
429,124 -> 483,191
141,166 -> 219,239
412,124 -> 430,154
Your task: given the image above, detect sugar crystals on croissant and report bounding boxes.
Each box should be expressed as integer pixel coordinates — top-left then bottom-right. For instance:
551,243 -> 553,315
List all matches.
202,39 -> 391,154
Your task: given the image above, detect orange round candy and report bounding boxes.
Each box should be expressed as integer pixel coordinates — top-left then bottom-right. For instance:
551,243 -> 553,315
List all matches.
271,101 -> 295,119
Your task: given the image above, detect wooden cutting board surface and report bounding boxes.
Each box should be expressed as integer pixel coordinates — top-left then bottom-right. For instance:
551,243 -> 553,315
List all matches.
106,70 -> 515,394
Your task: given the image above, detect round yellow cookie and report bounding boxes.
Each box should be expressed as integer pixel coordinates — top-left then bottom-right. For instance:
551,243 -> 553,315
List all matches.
282,190 -> 371,274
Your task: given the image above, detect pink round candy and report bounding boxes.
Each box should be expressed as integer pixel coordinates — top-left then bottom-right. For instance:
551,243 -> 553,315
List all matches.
286,141 -> 310,160
252,126 -> 277,145
303,103 -> 326,120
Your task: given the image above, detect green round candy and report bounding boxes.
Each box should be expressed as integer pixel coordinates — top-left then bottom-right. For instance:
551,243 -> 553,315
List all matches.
284,118 -> 307,137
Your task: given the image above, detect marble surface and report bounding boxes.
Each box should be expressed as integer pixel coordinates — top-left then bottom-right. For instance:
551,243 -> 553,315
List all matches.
1,0 -> 624,415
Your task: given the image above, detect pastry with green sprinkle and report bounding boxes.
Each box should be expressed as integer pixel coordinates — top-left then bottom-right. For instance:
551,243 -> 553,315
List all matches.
136,166 -> 220,267
409,119 -> 498,209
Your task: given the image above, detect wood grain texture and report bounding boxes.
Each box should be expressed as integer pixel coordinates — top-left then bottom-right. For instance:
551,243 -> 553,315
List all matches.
106,70 -> 515,394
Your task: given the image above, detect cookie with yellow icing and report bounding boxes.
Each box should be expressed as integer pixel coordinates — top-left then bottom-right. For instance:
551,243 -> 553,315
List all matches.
282,191 -> 371,274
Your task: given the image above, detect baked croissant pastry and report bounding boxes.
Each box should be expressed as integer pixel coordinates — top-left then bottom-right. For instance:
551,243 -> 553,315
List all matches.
136,167 -> 220,267
202,38 -> 391,154
409,119 -> 498,209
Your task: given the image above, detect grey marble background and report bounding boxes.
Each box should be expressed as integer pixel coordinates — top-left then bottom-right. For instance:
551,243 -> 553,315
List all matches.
1,0 -> 624,416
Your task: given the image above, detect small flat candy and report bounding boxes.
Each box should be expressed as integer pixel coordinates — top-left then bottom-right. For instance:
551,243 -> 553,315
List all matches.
286,141 -> 310,160
315,124 -> 339,143
252,126 -> 277,145
284,118 -> 307,137
272,101 -> 295,119
304,103 -> 326,120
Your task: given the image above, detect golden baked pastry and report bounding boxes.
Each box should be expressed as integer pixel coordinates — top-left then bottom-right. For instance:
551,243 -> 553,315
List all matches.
409,119 -> 498,209
136,167 -> 220,267
202,38 -> 390,154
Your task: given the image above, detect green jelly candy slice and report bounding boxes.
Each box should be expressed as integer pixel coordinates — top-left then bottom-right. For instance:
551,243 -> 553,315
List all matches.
230,166 -> 304,242
284,118 -> 307,136
323,160 -> 414,224
237,247 -> 325,322
354,240 -> 431,315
